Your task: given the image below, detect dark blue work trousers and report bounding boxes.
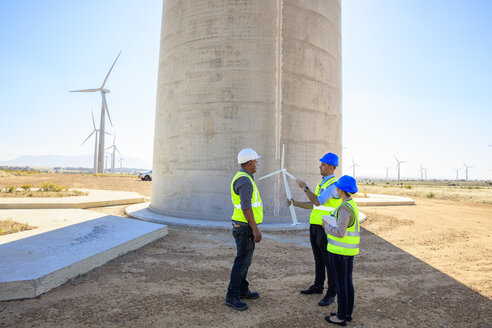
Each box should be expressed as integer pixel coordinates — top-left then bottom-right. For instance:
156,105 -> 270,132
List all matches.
227,224 -> 255,299
310,224 -> 337,296
329,253 -> 355,320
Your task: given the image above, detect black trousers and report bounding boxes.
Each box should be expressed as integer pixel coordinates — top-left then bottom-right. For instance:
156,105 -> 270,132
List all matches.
309,224 -> 336,296
329,253 -> 355,319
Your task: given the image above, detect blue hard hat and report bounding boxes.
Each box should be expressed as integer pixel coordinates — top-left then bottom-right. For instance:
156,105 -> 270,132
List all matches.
335,175 -> 358,194
319,152 -> 339,166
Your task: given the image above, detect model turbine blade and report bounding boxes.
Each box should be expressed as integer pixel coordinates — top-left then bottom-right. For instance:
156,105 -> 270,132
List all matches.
101,50 -> 122,89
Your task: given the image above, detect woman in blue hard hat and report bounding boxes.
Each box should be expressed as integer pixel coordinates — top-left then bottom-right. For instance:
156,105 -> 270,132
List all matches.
321,175 -> 360,326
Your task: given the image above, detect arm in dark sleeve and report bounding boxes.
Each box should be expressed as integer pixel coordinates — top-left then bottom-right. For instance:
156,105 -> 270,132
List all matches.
233,177 -> 253,209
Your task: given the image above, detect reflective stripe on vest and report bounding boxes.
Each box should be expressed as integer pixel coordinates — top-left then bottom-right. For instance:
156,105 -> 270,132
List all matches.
309,177 -> 342,225
231,171 -> 263,224
327,199 -> 360,256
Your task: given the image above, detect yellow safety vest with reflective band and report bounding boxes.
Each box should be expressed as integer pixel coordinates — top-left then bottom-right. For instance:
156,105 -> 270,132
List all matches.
327,199 -> 360,256
309,177 -> 343,225
231,171 -> 263,224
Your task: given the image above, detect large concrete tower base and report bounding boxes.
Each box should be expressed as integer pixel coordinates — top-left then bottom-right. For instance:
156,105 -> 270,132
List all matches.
152,0 -> 342,223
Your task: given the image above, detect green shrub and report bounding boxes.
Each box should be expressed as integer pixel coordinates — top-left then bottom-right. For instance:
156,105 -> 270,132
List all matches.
404,185 -> 412,189
6,186 -> 16,193
426,192 -> 436,199
21,184 -> 31,191
40,183 -> 63,192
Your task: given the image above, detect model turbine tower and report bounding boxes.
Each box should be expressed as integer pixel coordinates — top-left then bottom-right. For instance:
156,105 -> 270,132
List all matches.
70,51 -> 121,173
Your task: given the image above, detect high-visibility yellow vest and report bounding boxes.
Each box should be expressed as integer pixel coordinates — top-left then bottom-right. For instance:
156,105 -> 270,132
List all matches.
327,199 -> 360,256
309,177 -> 342,225
231,171 -> 263,224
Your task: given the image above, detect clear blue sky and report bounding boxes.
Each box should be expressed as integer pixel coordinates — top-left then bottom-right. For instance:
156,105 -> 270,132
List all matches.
0,1 -> 490,179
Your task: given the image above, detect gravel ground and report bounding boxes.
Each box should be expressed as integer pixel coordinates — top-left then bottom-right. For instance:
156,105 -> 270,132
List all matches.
0,173 -> 491,327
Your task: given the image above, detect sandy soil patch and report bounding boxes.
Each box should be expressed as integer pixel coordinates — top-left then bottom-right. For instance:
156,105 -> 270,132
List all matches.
0,174 -> 491,327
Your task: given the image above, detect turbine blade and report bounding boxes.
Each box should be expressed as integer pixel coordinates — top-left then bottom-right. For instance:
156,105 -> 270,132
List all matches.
101,50 -> 122,88
91,110 -> 96,129
101,92 -> 113,126
258,169 -> 284,180
281,144 -> 285,169
82,130 -> 95,145
284,171 -> 296,180
70,89 -> 99,92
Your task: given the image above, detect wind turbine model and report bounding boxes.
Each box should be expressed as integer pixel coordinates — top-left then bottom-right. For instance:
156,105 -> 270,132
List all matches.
418,164 -> 425,180
423,167 -> 428,180
394,155 -> 407,180
70,51 -> 122,173
453,168 -> 460,180
258,144 -> 299,225
81,111 -> 111,173
463,162 -> 473,181
106,134 -> 120,174
350,158 -> 359,178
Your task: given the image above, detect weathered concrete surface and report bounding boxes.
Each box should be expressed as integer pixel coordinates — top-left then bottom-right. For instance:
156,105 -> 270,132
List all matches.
152,0 -> 342,222
0,209 -> 167,301
0,189 -> 145,209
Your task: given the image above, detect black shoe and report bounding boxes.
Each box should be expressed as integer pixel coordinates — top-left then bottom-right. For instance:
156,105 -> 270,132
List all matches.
330,312 -> 352,322
241,291 -> 259,299
318,294 -> 335,306
324,315 -> 347,326
224,297 -> 248,311
300,285 -> 323,295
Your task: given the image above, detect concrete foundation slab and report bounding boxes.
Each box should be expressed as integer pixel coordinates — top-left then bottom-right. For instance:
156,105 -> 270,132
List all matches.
0,189 -> 145,209
0,209 -> 167,301
354,193 -> 415,206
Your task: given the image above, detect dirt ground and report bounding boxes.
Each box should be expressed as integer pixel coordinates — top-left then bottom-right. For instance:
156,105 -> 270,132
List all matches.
0,174 -> 491,327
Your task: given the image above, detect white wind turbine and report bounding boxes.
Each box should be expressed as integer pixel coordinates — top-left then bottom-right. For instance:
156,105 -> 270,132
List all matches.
453,168 -> 460,180
418,164 -> 425,180
81,111 -> 111,173
70,51 -> 122,173
384,166 -> 391,180
119,156 -> 125,172
106,134 -> 120,174
463,162 -> 473,181
350,158 -> 359,178
258,144 -> 299,225
394,155 -> 407,180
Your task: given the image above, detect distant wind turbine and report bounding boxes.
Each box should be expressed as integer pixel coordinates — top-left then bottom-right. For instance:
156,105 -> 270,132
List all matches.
70,50 -> 122,173
106,134 -> 120,174
119,156 -> 125,172
419,164 -> 425,180
394,155 -> 407,180
81,111 -> 111,174
384,166 -> 391,180
350,158 -> 359,178
453,168 -> 460,180
463,162 -> 473,181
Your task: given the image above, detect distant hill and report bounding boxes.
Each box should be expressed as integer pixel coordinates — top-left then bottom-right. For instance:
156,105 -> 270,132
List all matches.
0,154 -> 151,170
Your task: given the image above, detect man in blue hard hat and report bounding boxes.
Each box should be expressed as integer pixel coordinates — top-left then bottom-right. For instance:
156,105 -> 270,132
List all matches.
287,152 -> 342,307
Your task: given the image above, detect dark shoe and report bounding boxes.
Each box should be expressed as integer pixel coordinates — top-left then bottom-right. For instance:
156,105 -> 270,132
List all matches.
241,291 -> 259,299
224,297 -> 248,311
324,315 -> 346,326
318,294 -> 335,306
330,312 -> 352,322
300,285 -> 323,295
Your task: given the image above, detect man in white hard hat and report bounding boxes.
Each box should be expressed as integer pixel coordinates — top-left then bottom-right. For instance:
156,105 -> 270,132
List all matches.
225,148 -> 263,311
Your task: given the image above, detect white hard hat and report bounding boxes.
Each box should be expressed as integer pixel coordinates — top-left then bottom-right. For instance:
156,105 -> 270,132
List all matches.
237,148 -> 261,164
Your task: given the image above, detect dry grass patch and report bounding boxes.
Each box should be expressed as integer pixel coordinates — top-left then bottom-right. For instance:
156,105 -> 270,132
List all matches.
359,181 -> 492,205
0,219 -> 37,236
0,182 -> 88,198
